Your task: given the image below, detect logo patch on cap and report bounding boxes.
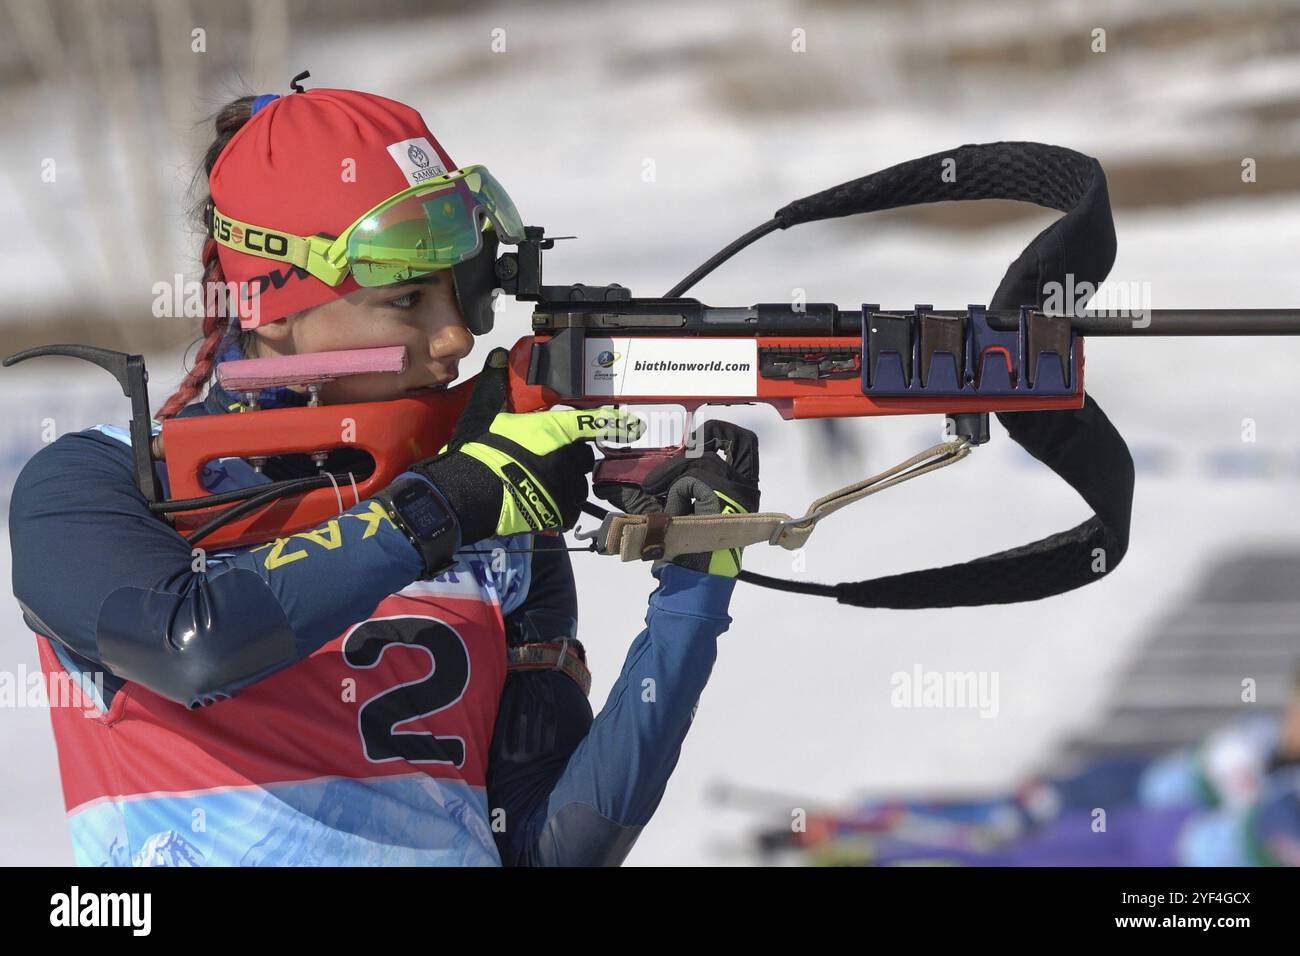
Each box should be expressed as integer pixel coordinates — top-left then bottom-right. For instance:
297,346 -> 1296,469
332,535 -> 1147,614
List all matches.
386,137 -> 448,186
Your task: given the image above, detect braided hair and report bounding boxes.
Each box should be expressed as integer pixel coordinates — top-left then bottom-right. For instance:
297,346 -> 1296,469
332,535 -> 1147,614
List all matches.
156,96 -> 257,420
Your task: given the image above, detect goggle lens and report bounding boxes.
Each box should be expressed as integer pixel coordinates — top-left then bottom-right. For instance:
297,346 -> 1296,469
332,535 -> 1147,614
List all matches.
344,168 -> 523,288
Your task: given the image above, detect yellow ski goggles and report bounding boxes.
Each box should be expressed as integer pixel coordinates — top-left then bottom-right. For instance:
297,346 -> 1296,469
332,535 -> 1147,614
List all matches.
208,164 -> 525,287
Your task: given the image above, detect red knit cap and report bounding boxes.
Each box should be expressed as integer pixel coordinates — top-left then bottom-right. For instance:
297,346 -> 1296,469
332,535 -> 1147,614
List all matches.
209,88 -> 457,328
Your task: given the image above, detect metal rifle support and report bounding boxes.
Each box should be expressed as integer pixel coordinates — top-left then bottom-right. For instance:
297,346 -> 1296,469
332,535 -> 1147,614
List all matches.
2,344 -> 159,504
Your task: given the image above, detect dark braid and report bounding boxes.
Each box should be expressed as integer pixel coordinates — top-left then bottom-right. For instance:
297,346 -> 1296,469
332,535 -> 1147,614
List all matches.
157,96 -> 257,420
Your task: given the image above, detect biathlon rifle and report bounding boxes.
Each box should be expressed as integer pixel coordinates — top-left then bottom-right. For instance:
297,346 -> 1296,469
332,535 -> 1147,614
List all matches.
9,142 -> 1300,609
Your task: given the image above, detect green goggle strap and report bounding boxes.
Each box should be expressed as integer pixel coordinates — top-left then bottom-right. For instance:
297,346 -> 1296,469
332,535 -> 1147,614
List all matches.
209,206 -> 348,284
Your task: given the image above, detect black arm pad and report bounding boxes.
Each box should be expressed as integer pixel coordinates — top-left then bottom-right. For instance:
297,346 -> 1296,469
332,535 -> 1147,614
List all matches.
95,566 -> 297,708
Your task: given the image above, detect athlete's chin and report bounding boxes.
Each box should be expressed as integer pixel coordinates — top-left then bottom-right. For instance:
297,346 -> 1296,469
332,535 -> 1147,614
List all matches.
319,377 -> 451,404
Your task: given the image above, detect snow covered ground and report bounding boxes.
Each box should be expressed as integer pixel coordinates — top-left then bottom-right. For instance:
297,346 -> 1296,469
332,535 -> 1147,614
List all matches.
2,0 -> 1298,865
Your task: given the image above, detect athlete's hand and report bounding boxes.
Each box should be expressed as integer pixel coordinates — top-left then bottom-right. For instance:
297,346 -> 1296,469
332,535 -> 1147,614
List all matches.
413,351 -> 643,544
594,420 -> 760,577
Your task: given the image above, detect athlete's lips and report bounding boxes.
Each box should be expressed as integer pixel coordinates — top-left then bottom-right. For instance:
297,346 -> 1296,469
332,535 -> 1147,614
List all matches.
404,381 -> 451,395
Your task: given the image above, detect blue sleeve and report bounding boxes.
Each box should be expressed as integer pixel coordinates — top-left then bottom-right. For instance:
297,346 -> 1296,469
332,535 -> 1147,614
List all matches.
9,429 -> 428,708
488,542 -> 733,866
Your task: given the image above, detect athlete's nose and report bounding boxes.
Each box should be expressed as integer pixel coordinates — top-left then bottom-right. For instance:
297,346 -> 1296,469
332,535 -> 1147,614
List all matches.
427,320 -> 474,371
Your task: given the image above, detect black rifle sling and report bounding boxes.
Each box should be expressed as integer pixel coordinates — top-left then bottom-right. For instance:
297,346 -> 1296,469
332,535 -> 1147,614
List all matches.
739,142 -> 1135,608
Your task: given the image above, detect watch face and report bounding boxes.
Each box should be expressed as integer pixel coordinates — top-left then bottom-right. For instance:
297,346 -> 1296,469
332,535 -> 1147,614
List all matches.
399,486 -> 450,538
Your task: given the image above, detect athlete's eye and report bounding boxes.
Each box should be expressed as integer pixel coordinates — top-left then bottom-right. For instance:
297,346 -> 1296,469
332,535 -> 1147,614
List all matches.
388,291 -> 421,310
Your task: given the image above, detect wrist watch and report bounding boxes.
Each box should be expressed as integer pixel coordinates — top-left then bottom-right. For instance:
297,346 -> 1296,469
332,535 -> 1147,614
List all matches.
372,477 -> 460,580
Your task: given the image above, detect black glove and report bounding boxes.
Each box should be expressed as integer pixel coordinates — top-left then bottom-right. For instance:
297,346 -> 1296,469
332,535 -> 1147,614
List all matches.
594,420 -> 760,577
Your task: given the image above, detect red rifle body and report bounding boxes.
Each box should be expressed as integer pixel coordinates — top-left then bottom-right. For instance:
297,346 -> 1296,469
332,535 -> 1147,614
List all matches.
163,334 -> 1085,549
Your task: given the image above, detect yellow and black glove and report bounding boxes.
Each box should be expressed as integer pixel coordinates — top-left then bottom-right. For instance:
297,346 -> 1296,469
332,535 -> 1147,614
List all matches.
415,350 -> 643,544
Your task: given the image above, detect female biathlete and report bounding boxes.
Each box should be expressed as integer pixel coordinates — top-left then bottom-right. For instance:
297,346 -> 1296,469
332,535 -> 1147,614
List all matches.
9,86 -> 760,866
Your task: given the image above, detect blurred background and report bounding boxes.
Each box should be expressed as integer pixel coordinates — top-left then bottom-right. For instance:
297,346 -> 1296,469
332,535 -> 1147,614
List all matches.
2,0 -> 1300,865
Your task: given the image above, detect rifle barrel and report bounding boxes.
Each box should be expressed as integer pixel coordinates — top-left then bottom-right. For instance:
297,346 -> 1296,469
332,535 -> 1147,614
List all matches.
536,302 -> 1300,337
1001,309 -> 1300,336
